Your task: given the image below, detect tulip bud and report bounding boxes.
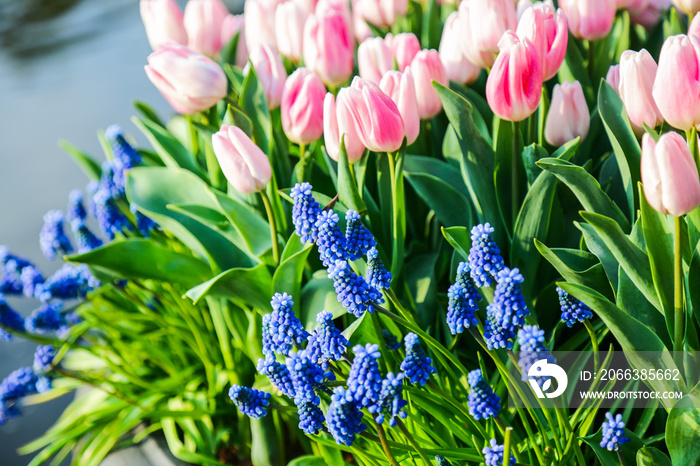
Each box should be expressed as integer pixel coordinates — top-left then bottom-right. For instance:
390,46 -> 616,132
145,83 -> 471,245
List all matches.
296,0 -> 318,15
303,10 -> 355,87
618,49 -> 663,132
145,43 -> 227,114
544,81 -> 590,146
245,44 -> 288,110
516,3 -> 568,81
140,0 -> 188,50
184,0 -> 229,57
275,1 -> 309,62
353,1 -> 374,42
606,64 -> 621,93
244,0 -> 281,52
221,14 -> 248,68
628,0 -> 671,29
672,0 -> 700,15
689,10 -> 700,41
385,33 -> 421,71
380,71 -> 420,144
641,132 -> 700,216
356,0 -> 408,28
559,0 -> 616,40
486,32 -> 543,122
282,68 -> 327,145
409,50 -> 448,120
439,11 -> 481,85
316,0 -> 354,38
459,0 -> 517,69
212,125 -> 272,194
358,37 -> 395,84
324,93 -> 366,162
652,34 -> 700,131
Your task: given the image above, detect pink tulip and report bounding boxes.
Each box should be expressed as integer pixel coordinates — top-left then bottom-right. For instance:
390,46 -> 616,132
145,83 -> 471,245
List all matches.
145,43 -> 227,114
628,0 -> 671,28
245,44 -> 288,109
295,0 -> 318,14
439,11 -> 481,85
212,125 -> 272,194
689,10 -> 700,41
221,14 -> 248,68
140,0 -> 188,50
386,33 -> 421,71
409,50 -> 448,120
281,68 -> 327,145
355,0 -> 408,28
244,0 -> 281,52
618,49 -> 663,132
641,132 -> 700,216
672,0 -> 700,15
276,1 -> 309,62
652,34 -> 700,131
358,37 -> 395,84
517,0 -> 534,19
336,78 -> 405,153
459,0 -> 517,69
352,2 -> 374,42
303,10 -> 355,87
606,64 -> 621,93
316,0 -> 354,38
380,71 -> 420,144
516,2 -> 568,81
544,81 -> 590,146
559,0 -> 616,40
486,32 -> 543,122
183,0 -> 229,57
324,93 -> 366,162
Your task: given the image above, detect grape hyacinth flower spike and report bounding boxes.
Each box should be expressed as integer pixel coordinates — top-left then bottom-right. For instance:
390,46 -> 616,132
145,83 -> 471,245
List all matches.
600,412 -> 630,451
557,287 -> 593,327
34,264 -> 93,302
315,210 -> 348,267
0,367 -> 38,402
33,345 -> 56,373
484,267 -> 530,350
39,210 -> 73,260
372,372 -> 408,426
400,333 -> 436,386
25,302 -> 65,334
261,292 -> 309,356
228,385 -> 271,419
306,310 -> 349,368
297,401 -> 325,434
0,296 -> 25,340
366,247 -> 392,291
344,210 -> 376,260
67,190 -> 88,224
257,355 -> 296,398
347,344 -> 383,410
517,325 -> 555,384
286,349 -> 328,405
326,386 -> 367,446
468,223 -> 504,287
382,329 -> 401,350
467,369 -> 501,421
327,260 -> 382,317
446,261 -> 482,335
291,182 -> 322,244
483,438 -> 516,466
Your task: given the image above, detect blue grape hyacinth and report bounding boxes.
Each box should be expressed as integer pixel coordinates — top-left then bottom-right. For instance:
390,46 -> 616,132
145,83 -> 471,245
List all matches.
468,223 -> 504,287
257,355 -> 295,398
467,369 -> 501,420
20,265 -> 45,298
344,210 -> 376,260
517,325 -> 555,384
347,344 -> 383,410
557,287 -> 593,327
372,372 -> 408,426
291,182 -> 322,244
484,267 -> 530,350
483,439 -> 515,466
382,329 -> 400,350
262,293 -> 309,356
327,260 -> 381,318
131,205 -> 157,237
600,412 -> 630,451
0,296 -> 25,337
297,401 -> 325,435
34,264 -> 93,302
435,456 -> 452,466
33,345 -> 56,373
446,262 -> 482,335
0,367 -> 38,402
315,210 -> 348,267
400,333 -> 436,386
286,350 -> 327,405
366,247 -> 392,291
40,210 -> 73,260
228,385 -> 271,419
326,386 -> 367,446
67,190 -> 88,224
71,221 -> 103,253
306,311 -> 349,368
25,302 -> 65,334
93,188 -> 130,239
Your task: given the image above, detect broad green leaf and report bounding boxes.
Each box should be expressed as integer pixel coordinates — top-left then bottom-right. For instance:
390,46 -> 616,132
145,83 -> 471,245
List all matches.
223,103 -> 254,138
404,155 -> 470,198
441,226 -> 471,259
288,456 -> 328,466
404,172 -> 473,227
219,31 -> 241,67
559,38 -> 595,105
250,416 -> 281,466
537,158 -> 630,232
59,140 -> 102,181
666,385 -> 700,466
405,253 -> 439,330
598,80 -> 640,221
185,263 -> 272,309
67,239 -> 211,288
617,267 -> 671,348
560,282 -> 685,410
580,426 -> 644,466
689,251 -> 700,328
577,221 -> 619,290
636,446 -> 672,466
522,143 -> 548,186
337,136 -> 367,213
133,100 -> 165,128
272,234 -> 314,314
300,275 -> 347,329
579,211 -> 660,311
132,117 -> 202,176
213,191 -> 272,258
492,117 -> 521,230
239,64 -> 272,155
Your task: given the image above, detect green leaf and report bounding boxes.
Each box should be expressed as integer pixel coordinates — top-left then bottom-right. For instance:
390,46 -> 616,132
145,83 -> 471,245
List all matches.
405,253 -> 439,330
579,211 -> 660,311
185,263 -> 272,309
288,456 -> 328,466
598,79 -> 641,221
213,191 -> 272,257
559,38 -> 595,105
404,155 -> 470,198
441,226 -> 471,259
522,143 -> 549,186
219,31 -> 241,67
636,446 -> 672,466
223,103 -> 254,138
617,267 -> 671,348
272,235 -> 314,314
560,282 -> 685,410
577,221 -> 619,290
337,137 -> 367,213
666,385 -> 700,466
300,275 -> 347,328
132,117 -> 203,176
404,171 -> 473,228
537,158 -> 630,232
239,64 -> 272,155
67,239 -> 211,288
58,140 -> 102,180
493,117 -> 520,231
133,100 -> 165,128
250,416 -> 281,466
580,426 -> 644,466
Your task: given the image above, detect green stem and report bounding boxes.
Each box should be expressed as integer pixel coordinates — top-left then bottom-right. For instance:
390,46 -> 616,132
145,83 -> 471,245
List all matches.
207,298 -> 235,371
502,426 -> 513,466
387,151 -> 405,279
395,418 -> 432,465
511,120 -> 520,229
260,190 -> 280,264
584,320 -> 600,373
587,40 -> 595,80
297,143 -> 309,182
674,215 -> 684,359
371,312 -> 392,372
375,421 -> 401,466
185,114 -> 199,156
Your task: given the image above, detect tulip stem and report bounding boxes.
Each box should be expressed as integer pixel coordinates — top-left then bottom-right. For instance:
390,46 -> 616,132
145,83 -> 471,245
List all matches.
186,114 -> 199,156
512,120 -> 521,228
261,190 -> 280,264
587,41 -> 595,80
673,215 -> 684,358
297,143 -> 310,182
503,426 -> 514,466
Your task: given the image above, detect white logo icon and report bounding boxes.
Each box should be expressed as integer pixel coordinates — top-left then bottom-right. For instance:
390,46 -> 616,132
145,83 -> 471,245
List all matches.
527,359 -> 568,399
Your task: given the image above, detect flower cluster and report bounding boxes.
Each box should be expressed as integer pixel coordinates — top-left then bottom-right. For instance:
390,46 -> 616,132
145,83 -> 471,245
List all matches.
228,385 -> 271,419
557,287 -> 593,327
326,387 -> 367,446
347,344 -> 383,409
468,223 -> 504,287
517,325 -> 556,383
306,311 -> 349,368
400,332 -> 436,386
262,292 -> 309,356
483,439 -> 516,466
600,412 -> 630,451
484,267 -> 530,350
446,262 -> 482,335
467,369 -> 501,421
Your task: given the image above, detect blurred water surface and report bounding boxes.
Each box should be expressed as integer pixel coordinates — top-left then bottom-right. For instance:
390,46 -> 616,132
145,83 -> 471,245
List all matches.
0,0 -> 176,463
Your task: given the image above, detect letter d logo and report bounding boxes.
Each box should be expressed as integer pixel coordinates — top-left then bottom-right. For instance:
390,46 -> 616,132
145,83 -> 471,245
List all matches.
527,359 -> 568,399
